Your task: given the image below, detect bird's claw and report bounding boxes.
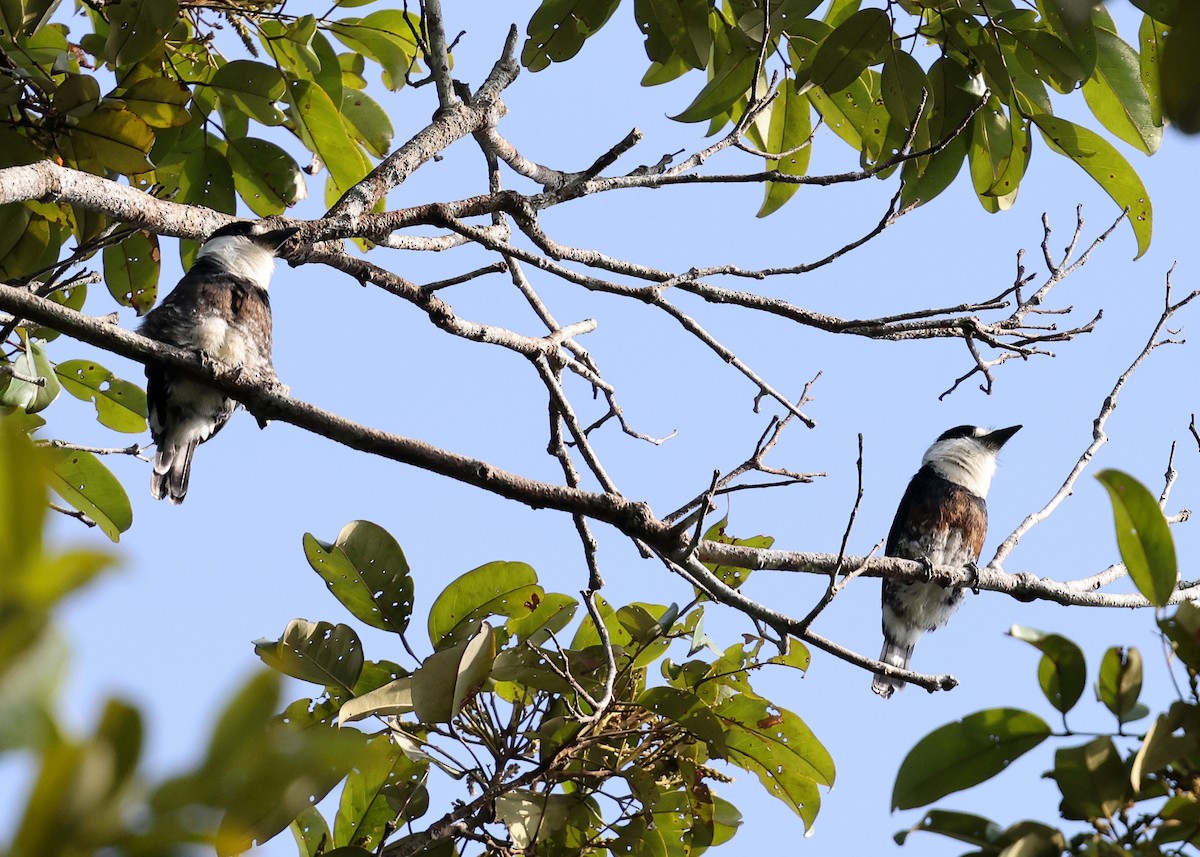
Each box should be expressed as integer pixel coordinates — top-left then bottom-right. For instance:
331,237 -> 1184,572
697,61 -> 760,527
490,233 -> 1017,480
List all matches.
918,556 -> 935,583
964,560 -> 981,595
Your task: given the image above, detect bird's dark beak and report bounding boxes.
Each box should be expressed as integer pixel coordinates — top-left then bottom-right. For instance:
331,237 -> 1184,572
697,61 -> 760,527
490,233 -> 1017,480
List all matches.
982,424 -> 1022,450
259,227 -> 300,253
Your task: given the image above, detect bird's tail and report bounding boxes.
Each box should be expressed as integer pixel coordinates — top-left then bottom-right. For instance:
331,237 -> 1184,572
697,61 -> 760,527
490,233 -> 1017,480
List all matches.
872,639 -> 914,699
150,438 -> 198,504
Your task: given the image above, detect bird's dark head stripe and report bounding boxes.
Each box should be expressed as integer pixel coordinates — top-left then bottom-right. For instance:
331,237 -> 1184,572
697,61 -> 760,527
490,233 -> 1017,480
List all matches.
935,424 -> 978,442
205,222 -> 299,253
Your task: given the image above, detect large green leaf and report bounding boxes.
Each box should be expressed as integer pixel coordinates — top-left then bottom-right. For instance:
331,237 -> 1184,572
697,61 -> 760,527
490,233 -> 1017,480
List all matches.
1161,0 -> 1200,132
1036,0 -> 1096,80
104,0 -> 178,67
637,686 -> 727,757
0,413 -> 47,577
122,77 -> 191,129
806,72 -> 871,150
1008,625 -> 1086,715
758,80 -> 811,217
1097,646 -> 1146,726
285,78 -> 371,206
55,359 -> 147,433
893,708 -> 1051,809
671,48 -> 757,123
254,619 -> 364,694
1139,13 -> 1166,128
226,137 -> 306,216
4,337 -> 61,413
65,107 -> 156,174
1095,469 -> 1177,605
809,8 -> 889,94
334,735 -> 428,849
177,143 -> 236,214
645,0 -> 710,69
894,809 -> 1004,847
210,60 -> 286,126
716,693 -> 833,829
1031,115 -> 1152,258
522,0 -> 621,71
411,623 -> 497,723
102,230 -> 159,314
40,444 -> 131,537
327,10 -> 421,89
303,520 -> 413,635
427,560 -> 541,649
1052,737 -> 1129,821
340,89 -> 394,158
1082,27 -> 1160,155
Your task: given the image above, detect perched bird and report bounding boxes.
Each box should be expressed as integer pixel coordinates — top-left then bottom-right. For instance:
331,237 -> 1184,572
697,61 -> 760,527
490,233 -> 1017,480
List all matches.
139,222 -> 298,504
872,424 -> 1021,698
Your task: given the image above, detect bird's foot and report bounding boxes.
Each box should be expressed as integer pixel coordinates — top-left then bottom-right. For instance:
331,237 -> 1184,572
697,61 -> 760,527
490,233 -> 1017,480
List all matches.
964,560 -> 981,595
918,556 -> 935,583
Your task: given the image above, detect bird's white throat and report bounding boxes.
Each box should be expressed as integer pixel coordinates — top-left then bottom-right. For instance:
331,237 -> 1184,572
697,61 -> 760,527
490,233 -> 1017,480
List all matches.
922,436 -> 998,497
196,235 -> 277,289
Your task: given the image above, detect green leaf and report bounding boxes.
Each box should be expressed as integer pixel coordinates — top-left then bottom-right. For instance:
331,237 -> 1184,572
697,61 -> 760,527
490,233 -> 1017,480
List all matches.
285,78 -> 371,205
340,89 -> 394,158
254,619 -> 364,694
1031,116 -> 1152,259
1052,736 -> 1129,821
54,359 -> 147,433
671,49 -> 757,123
303,520 -> 413,635
1008,625 -> 1087,715
5,337 -> 61,414
809,8 -> 889,94
335,736 -> 427,850
758,79 -> 812,217
227,137 -> 306,217
104,0 -> 179,67
1139,13 -> 1167,128
806,72 -> 872,150
496,790 -> 602,851
716,694 -> 833,829
1095,469 -> 1177,604
1161,0 -> 1200,132
427,560 -> 540,649
505,591 -> 578,644
1132,707 -> 1200,787
411,623 -> 497,723
1129,0 -> 1180,24
1082,28 -> 1160,155
102,230 -> 160,315
337,677 -> 414,725
210,60 -> 286,126
1036,0 -> 1096,80
646,0 -> 710,70
1011,29 -> 1086,94
65,107 -> 156,174
0,412 -> 47,579
892,708 -> 1052,809
122,76 -> 191,128
894,809 -> 1004,847
1097,646 -> 1144,725
521,0 -> 621,72
177,143 -> 236,214
968,95 -> 1014,208
637,686 -> 727,757
290,807 -> 331,857
327,10 -> 421,89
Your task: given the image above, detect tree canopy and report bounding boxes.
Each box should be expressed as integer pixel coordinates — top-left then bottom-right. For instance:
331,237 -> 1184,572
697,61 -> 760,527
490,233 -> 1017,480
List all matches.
2,1 -> 1200,856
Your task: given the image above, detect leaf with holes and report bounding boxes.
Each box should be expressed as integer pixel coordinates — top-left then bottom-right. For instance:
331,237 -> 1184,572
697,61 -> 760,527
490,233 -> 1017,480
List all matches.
254,619 -> 364,694
303,520 -> 413,635
427,561 -> 541,650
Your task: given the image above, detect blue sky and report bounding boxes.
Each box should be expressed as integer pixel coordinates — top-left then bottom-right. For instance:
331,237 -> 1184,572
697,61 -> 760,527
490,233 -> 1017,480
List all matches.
7,1 -> 1200,854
